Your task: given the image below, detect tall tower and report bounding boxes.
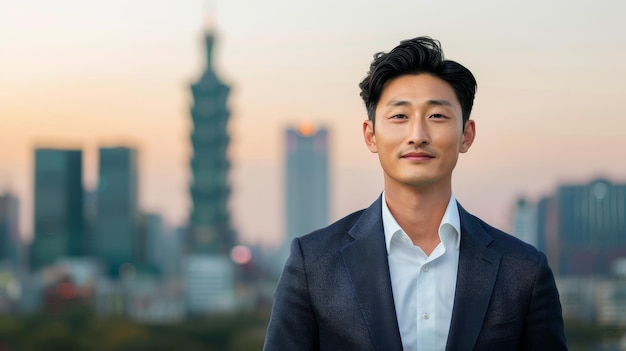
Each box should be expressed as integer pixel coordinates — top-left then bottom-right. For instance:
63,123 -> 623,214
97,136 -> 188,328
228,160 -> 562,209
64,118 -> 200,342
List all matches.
188,31 -> 235,254
285,123 -> 329,241
30,148 -> 84,271
93,146 -> 139,276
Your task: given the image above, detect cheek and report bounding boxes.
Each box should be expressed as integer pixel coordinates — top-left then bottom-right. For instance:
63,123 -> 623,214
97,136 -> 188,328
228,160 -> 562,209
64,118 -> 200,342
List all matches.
375,138 -> 399,163
377,127 -> 405,146
440,130 -> 465,148
377,137 -> 401,157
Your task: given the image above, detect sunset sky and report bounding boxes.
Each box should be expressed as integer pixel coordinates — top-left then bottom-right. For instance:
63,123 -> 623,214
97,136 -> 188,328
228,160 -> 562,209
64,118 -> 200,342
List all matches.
1,0 -> 625,248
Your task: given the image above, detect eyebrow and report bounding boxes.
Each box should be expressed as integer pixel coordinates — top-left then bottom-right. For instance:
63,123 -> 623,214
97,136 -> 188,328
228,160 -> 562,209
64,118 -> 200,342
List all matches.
426,99 -> 453,107
386,99 -> 454,107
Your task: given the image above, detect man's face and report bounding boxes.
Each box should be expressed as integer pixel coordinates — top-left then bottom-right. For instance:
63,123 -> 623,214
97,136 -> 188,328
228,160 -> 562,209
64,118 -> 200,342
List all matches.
362,74 -> 475,190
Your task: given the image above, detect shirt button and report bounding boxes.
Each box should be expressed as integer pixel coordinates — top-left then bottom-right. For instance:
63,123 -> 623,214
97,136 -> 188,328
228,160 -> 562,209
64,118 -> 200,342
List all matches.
423,313 -> 430,320
423,265 -> 429,272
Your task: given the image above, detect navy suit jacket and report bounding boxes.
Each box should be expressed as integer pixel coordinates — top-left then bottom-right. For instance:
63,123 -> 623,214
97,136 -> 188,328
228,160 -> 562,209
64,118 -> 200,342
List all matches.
264,197 -> 567,351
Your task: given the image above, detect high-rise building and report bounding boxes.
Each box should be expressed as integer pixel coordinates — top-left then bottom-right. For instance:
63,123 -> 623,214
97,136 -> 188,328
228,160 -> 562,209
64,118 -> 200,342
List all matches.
0,192 -> 20,270
160,226 -> 185,278
512,197 -> 537,247
30,148 -> 84,271
93,146 -> 139,276
139,212 -> 163,271
183,28 -> 242,314
534,178 -> 626,276
535,196 -> 550,254
187,31 -> 236,255
556,179 -> 626,276
285,123 -> 329,243
274,123 -> 329,275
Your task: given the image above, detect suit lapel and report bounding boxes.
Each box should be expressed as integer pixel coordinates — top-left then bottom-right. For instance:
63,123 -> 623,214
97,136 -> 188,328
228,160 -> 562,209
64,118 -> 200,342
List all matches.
341,196 -> 403,351
446,204 -> 502,351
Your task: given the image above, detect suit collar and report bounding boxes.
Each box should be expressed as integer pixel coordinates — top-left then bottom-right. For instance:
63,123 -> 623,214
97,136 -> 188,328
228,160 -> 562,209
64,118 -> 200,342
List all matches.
342,195 -> 403,351
446,204 -> 501,351
341,198 -> 502,351
457,203 -> 494,247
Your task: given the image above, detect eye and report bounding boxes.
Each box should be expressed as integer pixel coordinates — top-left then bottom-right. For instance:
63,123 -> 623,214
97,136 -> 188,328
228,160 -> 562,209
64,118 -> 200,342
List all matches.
430,113 -> 448,119
391,114 -> 408,119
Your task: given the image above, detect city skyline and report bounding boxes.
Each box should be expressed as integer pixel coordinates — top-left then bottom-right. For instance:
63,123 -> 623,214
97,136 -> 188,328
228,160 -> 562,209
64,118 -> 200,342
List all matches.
1,0 -> 626,248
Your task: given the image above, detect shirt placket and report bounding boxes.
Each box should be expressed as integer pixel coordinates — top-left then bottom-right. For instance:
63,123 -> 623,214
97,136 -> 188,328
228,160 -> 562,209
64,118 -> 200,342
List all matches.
416,245 -> 445,350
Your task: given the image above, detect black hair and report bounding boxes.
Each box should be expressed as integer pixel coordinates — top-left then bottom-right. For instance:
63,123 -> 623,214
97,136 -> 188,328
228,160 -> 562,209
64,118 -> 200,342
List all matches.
359,36 -> 477,126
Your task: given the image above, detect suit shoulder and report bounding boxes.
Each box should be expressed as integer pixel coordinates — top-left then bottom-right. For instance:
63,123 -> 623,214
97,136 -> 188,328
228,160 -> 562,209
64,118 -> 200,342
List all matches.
297,209 -> 366,247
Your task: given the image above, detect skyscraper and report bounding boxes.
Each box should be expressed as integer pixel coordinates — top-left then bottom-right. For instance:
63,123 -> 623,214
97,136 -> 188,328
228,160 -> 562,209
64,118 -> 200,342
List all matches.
535,196 -> 551,255
185,30 -> 239,314
93,146 -> 139,276
512,197 -> 537,247
533,178 -> 626,276
140,212 -> 163,271
556,179 -> 626,276
0,192 -> 20,270
285,123 -> 329,242
30,148 -> 84,271
188,31 -> 235,255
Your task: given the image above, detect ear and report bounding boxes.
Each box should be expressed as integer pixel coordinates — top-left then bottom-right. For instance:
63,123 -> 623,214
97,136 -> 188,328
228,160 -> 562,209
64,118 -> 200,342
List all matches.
459,120 -> 476,153
363,120 -> 378,153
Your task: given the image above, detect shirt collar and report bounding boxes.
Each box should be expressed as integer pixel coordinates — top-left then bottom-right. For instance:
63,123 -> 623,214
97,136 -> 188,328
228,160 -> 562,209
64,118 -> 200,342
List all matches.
381,191 -> 461,254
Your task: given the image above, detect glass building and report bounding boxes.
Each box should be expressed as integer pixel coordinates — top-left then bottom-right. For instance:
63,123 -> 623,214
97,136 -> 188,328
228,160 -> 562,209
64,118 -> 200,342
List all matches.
0,192 -> 20,270
30,148 -> 84,271
535,178 -> 626,276
93,146 -> 139,276
556,179 -> 626,276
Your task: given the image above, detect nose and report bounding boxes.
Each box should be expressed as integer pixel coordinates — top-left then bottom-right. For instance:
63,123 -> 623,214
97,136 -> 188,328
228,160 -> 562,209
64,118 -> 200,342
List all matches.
407,117 -> 430,146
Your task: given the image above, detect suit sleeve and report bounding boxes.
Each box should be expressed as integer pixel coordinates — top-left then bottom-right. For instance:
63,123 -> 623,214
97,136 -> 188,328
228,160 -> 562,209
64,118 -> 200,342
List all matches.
263,238 -> 319,351
520,252 -> 568,350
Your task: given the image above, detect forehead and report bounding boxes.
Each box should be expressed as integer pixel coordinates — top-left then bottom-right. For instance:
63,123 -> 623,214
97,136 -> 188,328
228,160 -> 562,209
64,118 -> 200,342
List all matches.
377,74 -> 460,108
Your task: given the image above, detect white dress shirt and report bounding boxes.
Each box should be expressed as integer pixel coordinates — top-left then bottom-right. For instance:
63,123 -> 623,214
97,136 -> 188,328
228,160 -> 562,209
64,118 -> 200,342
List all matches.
382,192 -> 461,351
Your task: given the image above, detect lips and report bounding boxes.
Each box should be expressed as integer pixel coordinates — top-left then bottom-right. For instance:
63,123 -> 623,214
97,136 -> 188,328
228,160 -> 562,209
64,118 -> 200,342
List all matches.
401,151 -> 434,161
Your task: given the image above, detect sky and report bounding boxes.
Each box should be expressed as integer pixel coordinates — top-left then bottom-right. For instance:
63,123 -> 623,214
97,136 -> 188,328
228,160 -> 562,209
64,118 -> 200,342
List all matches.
1,0 -> 625,248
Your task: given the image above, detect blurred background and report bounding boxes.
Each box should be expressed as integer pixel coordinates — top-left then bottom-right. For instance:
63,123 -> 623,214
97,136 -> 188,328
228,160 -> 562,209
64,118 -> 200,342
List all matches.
1,0 -> 625,350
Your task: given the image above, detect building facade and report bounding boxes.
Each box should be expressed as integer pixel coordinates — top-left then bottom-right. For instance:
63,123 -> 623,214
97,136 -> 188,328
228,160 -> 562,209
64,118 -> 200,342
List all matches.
93,146 -> 139,276
556,179 -> 626,276
0,193 -> 20,270
30,148 -> 84,271
183,254 -> 235,315
512,197 -> 537,247
285,123 -> 329,242
532,178 -> 626,276
276,123 -> 330,275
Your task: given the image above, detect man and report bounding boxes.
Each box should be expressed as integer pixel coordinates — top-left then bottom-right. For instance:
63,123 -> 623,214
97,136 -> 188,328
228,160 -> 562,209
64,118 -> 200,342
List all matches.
264,37 -> 567,351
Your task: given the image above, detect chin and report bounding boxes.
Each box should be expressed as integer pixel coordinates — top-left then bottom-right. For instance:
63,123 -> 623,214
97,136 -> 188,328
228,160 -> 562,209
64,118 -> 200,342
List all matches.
401,174 -> 450,188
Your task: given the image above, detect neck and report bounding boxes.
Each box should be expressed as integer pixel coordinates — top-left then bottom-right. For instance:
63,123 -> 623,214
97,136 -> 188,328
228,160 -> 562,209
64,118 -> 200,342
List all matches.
384,180 -> 452,255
